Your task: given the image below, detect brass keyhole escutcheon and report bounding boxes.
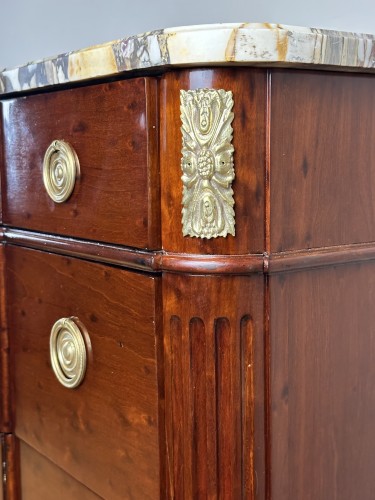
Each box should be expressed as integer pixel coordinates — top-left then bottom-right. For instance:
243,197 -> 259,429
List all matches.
43,140 -> 80,203
49,317 -> 88,389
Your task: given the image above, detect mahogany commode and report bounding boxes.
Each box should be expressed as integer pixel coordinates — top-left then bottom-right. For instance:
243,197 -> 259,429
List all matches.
1,23 -> 375,499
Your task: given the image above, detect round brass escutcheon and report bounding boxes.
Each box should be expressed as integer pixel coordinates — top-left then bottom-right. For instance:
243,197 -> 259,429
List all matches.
43,140 -> 80,203
49,317 -> 88,389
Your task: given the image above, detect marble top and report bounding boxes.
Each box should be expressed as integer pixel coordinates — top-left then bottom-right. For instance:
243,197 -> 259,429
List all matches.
1,23 -> 375,95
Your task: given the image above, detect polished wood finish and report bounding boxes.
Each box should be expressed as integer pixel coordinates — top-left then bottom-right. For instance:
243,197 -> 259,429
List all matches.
8,228 -> 375,276
0,103 -> 3,224
4,227 -> 159,273
270,262 -> 375,499
160,68 -> 266,255
270,69 -> 375,252
19,441 -> 101,500
2,227 -> 264,274
2,434 -> 20,500
0,435 -> 3,500
2,78 -> 159,249
266,242 -> 375,273
0,245 -> 11,432
1,64 -> 375,499
163,273 -> 266,499
6,245 -> 161,499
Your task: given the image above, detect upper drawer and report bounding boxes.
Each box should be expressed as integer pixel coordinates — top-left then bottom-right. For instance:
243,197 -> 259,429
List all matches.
1,78 -> 159,249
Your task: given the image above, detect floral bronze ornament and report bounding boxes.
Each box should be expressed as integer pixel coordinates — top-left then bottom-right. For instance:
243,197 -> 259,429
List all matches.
180,88 -> 235,239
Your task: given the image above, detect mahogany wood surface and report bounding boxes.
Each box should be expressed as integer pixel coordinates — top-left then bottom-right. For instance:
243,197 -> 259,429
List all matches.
270,69 -> 375,252
8,228 -> 375,276
1,64 -> 375,499
1,78 -> 159,249
0,103 -> 3,223
160,68 -> 266,255
6,245 -> 161,499
0,435 -> 3,500
3,227 -> 159,273
266,242 -> 375,273
163,273 -> 266,499
19,441 -> 102,500
0,245 -> 11,432
2,434 -> 20,500
270,262 -> 375,500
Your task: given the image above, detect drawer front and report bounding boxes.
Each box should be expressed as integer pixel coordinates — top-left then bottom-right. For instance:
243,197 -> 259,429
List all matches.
20,441 -> 101,500
7,246 -> 161,499
2,78 -> 159,249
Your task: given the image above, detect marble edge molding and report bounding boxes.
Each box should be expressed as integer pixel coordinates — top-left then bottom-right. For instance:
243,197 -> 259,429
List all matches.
1,22 -> 375,94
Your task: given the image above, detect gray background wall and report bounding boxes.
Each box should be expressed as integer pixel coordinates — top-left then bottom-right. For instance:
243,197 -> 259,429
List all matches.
1,0 -> 374,69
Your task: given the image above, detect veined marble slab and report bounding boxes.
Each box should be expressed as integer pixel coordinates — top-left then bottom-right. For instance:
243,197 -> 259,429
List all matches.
1,23 -> 375,94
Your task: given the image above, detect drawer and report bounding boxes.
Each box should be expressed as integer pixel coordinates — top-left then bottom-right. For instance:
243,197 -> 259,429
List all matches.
6,245 -> 161,499
1,78 -> 159,249
20,441 -> 101,500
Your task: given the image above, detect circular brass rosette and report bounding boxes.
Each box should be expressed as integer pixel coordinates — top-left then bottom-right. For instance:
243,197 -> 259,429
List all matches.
49,317 -> 88,389
43,140 -> 80,203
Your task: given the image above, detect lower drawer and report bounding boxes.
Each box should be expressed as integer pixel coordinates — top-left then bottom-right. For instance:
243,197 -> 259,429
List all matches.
6,245 -> 161,499
20,441 -> 101,500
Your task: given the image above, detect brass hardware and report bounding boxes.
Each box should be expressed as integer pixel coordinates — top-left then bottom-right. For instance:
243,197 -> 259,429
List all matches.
49,317 -> 87,388
43,140 -> 80,203
180,88 -> 235,239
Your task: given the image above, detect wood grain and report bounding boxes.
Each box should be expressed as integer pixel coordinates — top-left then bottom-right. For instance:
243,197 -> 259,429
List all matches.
2,78 -> 160,249
266,242 -> 375,273
163,273 -> 265,498
9,228 -> 375,277
2,434 -> 20,500
6,245 -> 161,500
19,440 -> 101,500
270,262 -> 375,499
0,245 -> 11,432
4,227 -> 158,273
0,435 -> 3,500
270,69 -> 375,252
160,68 -> 266,255
2,64 -> 375,500
0,102 -> 3,224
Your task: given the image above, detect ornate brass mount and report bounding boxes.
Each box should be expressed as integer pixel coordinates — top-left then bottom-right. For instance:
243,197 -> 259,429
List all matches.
180,88 -> 235,239
43,140 -> 80,203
